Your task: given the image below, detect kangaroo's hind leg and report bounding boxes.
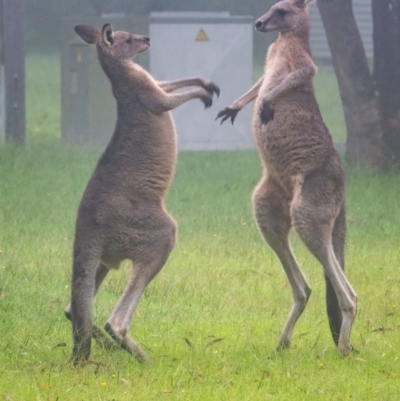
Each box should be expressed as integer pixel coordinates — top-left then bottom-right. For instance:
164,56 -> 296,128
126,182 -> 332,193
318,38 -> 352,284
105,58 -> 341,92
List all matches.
252,176 -> 312,350
68,245 -> 104,364
65,262 -> 109,320
291,173 -> 357,356
104,217 -> 176,362
65,263 -> 116,350
325,205 -> 346,346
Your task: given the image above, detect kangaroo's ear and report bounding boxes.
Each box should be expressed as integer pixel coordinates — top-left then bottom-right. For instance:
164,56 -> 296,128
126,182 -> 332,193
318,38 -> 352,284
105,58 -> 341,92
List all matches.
74,25 -> 98,44
102,24 -> 114,46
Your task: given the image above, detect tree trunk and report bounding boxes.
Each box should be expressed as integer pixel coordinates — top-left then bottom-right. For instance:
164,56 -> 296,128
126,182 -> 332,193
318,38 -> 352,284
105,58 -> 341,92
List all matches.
317,0 -> 386,168
372,0 -> 400,165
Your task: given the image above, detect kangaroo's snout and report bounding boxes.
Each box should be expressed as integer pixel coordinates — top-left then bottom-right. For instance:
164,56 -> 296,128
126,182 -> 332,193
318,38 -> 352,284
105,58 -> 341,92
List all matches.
140,36 -> 151,46
255,20 -> 264,31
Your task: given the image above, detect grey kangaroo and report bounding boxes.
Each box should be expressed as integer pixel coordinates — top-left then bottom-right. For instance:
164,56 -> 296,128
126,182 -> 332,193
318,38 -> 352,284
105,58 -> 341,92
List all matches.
65,24 -> 219,364
216,0 -> 356,356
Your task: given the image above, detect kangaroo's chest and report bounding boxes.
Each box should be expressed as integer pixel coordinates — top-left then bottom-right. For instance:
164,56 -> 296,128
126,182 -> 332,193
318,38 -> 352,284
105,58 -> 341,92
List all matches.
259,51 -> 291,96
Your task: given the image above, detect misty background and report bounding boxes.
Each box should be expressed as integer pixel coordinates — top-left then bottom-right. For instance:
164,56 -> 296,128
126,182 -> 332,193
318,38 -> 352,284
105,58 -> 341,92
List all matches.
26,0 -> 277,65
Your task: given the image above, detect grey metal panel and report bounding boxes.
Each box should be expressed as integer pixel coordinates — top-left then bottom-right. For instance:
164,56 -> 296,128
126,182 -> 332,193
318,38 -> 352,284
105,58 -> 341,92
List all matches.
150,13 -> 254,151
62,13 -> 254,150
149,15 -> 254,24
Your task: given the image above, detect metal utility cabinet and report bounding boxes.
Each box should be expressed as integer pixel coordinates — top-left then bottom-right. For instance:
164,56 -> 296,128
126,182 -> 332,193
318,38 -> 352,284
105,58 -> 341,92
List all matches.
149,12 -> 254,150
62,12 -> 254,150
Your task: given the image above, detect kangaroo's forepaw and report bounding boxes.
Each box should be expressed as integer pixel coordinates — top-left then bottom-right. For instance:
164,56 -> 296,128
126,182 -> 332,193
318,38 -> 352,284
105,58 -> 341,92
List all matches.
204,82 -> 220,98
260,102 -> 274,124
201,95 -> 213,109
104,322 -> 150,363
215,107 -> 239,125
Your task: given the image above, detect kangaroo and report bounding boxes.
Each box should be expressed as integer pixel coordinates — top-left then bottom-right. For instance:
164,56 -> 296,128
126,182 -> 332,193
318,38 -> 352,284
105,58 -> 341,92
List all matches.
216,0 -> 357,356
65,24 -> 220,364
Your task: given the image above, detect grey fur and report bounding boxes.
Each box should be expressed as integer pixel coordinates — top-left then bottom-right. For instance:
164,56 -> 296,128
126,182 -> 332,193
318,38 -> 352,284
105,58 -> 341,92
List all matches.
65,23 -> 219,364
217,0 -> 356,356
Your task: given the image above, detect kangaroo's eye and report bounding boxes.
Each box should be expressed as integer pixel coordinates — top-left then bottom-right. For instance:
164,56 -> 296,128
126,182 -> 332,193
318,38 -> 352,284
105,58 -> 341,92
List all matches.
276,9 -> 287,18
126,37 -> 132,44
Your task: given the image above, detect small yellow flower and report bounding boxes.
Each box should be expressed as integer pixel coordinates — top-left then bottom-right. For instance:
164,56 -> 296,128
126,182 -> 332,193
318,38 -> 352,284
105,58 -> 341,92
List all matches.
111,374 -> 116,378
101,382 -> 107,386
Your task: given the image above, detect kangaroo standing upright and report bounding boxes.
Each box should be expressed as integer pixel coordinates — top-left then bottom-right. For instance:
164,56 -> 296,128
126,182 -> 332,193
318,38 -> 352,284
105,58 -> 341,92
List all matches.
65,24 -> 219,364
217,0 -> 356,356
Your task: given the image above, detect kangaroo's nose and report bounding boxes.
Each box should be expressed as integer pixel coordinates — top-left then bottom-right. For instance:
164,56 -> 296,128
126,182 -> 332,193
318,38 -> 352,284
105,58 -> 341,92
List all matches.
255,20 -> 264,30
143,36 -> 150,42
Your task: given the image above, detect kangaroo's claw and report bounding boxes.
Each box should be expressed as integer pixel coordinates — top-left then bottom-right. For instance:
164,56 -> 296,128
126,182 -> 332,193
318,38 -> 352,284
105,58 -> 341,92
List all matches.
204,82 -> 220,98
216,107 -> 238,125
202,96 -> 213,109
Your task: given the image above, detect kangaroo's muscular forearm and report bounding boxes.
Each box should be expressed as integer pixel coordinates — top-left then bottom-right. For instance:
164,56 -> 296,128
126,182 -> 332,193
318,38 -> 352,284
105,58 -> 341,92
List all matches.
263,61 -> 317,104
158,77 -> 209,93
231,76 -> 264,110
216,76 -> 264,124
150,88 -> 212,113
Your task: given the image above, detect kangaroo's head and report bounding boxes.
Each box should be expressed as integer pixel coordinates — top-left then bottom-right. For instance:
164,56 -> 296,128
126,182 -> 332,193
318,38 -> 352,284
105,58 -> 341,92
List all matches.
74,24 -> 150,62
255,0 -> 315,34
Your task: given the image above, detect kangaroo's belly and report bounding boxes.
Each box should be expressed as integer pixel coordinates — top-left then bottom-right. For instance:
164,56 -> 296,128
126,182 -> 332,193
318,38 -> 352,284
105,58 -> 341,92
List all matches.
252,91 -> 334,183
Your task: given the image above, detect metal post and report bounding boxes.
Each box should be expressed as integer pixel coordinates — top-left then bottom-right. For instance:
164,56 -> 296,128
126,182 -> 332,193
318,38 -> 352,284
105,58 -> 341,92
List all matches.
1,0 -> 25,145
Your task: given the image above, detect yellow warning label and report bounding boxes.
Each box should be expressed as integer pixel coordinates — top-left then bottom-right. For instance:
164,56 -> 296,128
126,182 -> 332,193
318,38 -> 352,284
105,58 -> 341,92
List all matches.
195,28 -> 209,42
76,50 -> 82,63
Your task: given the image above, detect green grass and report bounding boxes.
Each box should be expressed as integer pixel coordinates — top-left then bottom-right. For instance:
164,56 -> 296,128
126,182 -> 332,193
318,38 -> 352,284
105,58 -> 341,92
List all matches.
0,53 -> 399,400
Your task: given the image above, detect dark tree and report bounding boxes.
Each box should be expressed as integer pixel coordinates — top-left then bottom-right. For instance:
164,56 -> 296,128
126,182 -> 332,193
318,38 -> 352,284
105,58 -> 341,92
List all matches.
318,0 -> 400,168
317,0 -> 386,168
372,0 -> 400,165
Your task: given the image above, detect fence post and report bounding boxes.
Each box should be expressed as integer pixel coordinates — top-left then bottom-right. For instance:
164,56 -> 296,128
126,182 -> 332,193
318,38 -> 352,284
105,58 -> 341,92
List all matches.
1,0 -> 25,145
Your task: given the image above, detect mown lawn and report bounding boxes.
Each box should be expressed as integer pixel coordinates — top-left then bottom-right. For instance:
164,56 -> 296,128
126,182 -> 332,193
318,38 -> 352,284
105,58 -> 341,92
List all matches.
0,54 -> 399,400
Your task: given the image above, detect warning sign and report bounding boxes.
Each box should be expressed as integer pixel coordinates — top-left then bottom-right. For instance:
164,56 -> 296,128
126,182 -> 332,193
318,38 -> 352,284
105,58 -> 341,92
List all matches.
195,28 -> 209,42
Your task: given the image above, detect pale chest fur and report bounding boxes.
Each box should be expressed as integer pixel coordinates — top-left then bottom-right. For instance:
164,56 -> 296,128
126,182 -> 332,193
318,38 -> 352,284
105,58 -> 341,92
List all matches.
258,43 -> 291,99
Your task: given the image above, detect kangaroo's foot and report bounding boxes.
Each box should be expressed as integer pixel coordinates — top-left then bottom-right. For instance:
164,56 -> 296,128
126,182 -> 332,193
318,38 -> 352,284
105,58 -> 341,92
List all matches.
92,325 -> 119,350
104,322 -> 149,363
276,338 -> 291,352
65,306 -> 115,351
338,339 -> 354,357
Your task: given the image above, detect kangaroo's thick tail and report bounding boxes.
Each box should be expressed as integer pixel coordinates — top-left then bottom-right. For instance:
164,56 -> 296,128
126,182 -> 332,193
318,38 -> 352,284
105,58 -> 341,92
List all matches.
325,204 -> 346,345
